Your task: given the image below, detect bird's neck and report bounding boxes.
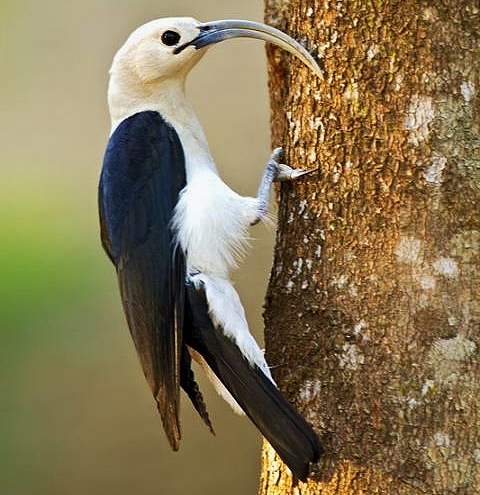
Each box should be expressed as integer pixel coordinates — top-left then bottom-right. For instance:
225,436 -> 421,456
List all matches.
108,73 -> 217,177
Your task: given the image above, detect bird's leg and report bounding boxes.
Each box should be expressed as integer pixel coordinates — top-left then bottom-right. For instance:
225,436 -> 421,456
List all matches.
251,147 -> 318,225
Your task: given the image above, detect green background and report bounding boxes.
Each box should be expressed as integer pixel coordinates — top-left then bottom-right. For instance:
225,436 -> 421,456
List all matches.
0,1 -> 276,493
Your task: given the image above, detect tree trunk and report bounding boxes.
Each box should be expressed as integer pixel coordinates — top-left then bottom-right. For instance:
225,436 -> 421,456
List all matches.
259,1 -> 480,494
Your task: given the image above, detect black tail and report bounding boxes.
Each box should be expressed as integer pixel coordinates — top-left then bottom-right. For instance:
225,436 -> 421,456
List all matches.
180,344 -> 215,435
184,281 -> 322,481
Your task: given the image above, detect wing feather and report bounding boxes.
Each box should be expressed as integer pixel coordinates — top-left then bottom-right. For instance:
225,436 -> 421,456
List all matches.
98,111 -> 186,449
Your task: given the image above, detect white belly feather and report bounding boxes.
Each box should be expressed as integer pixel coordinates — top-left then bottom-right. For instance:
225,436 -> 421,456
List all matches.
172,173 -> 275,413
172,170 -> 260,278
162,102 -> 274,411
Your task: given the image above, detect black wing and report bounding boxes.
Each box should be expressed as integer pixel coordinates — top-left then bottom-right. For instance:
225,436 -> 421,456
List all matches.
98,111 -> 186,450
184,280 -> 322,481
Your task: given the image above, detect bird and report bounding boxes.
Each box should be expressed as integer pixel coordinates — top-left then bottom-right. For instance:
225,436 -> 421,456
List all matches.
98,17 -> 322,481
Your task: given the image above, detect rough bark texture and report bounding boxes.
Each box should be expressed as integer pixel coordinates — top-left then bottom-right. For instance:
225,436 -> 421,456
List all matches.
260,1 -> 480,494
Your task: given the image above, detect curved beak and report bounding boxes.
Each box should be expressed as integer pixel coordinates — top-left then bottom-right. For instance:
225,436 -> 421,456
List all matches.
175,19 -> 322,79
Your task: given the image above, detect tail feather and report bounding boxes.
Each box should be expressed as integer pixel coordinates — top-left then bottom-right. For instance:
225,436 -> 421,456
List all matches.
184,281 -> 322,481
180,344 -> 215,435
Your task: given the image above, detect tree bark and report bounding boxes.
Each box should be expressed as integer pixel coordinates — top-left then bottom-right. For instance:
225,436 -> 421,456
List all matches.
260,1 -> 480,494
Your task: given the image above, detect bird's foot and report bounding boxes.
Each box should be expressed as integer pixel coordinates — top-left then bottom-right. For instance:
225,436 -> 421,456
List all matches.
251,147 -> 318,226
275,163 -> 319,181
270,147 -> 318,181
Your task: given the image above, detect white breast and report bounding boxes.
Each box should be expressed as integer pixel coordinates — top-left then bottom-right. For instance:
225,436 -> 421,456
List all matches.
172,169 -> 259,277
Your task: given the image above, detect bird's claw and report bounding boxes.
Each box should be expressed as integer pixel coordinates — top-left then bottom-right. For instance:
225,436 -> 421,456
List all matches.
275,163 -> 319,181
271,147 -> 284,163
270,148 -> 318,181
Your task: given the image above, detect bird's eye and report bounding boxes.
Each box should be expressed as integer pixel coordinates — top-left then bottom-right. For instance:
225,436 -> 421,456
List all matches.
161,30 -> 181,46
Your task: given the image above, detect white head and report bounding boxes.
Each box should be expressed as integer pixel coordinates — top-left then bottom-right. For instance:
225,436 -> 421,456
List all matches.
110,18 -> 207,86
110,16 -> 322,84
108,17 -> 322,126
